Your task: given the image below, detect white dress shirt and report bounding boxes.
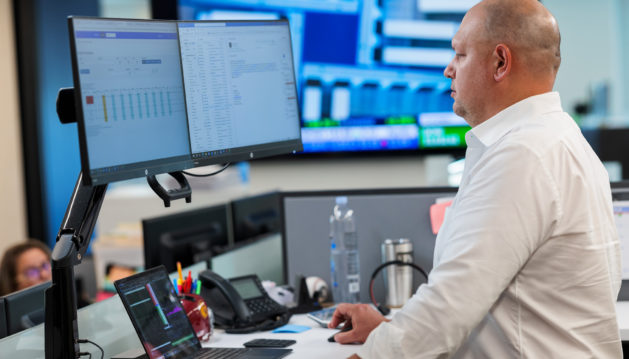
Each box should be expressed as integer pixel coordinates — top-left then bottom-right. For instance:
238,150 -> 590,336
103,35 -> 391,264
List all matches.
358,92 -> 622,358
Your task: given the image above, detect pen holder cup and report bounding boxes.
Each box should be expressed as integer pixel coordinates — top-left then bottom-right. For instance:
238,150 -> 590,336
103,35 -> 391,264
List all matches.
179,293 -> 214,342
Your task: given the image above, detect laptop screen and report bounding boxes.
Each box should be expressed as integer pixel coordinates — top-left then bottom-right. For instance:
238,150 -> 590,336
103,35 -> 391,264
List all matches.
115,266 -> 200,359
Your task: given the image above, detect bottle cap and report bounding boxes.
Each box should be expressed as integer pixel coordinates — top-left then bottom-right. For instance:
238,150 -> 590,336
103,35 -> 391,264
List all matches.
335,196 -> 348,205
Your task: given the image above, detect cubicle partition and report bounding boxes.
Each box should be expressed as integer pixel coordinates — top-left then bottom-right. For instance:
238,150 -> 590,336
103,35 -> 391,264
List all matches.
280,187 -> 458,304
612,181 -> 629,301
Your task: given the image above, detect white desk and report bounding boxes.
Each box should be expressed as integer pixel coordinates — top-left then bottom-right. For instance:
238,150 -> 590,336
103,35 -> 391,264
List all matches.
1,299 -> 627,358
205,314 -> 360,358
209,303 -> 629,358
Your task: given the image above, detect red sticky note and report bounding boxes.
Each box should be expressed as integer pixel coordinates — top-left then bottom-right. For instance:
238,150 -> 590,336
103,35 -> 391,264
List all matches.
430,200 -> 453,235
86,95 -> 94,104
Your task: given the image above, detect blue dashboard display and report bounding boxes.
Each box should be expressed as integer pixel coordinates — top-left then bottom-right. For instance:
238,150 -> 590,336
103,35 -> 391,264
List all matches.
178,0 -> 476,154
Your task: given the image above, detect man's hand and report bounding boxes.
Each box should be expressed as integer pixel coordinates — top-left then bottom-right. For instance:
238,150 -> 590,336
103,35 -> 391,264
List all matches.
327,303 -> 388,344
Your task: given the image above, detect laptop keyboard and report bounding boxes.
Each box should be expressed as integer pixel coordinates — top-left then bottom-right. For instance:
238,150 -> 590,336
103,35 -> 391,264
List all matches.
197,347 -> 251,359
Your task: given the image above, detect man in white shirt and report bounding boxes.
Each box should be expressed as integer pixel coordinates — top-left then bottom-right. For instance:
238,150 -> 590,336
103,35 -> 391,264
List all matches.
328,0 -> 623,357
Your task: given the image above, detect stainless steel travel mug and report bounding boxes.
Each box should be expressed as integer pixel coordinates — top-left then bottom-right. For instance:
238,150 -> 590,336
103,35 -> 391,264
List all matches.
381,238 -> 413,307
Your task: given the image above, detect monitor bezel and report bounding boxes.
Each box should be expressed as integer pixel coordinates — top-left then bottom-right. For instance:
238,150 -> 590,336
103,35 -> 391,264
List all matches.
68,16 -> 303,186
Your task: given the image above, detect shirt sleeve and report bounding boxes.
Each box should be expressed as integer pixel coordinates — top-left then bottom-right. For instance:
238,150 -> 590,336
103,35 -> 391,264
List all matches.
359,143 -> 561,358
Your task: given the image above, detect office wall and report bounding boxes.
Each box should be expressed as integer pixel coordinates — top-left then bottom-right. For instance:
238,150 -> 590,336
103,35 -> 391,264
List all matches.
0,0 -> 27,254
545,0 -> 625,122
35,0 -> 98,247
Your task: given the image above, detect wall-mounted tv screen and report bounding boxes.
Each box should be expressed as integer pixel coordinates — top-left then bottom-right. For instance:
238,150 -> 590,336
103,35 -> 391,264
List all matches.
173,0 -> 477,155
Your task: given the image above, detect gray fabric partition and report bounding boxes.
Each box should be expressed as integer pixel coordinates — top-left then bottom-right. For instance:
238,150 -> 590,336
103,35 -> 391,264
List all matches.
280,187 -> 458,304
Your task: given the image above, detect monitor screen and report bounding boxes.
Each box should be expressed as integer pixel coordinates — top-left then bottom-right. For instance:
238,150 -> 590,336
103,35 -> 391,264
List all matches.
68,17 -> 302,185
142,204 -> 229,273
175,0 -> 473,155
115,266 -> 200,358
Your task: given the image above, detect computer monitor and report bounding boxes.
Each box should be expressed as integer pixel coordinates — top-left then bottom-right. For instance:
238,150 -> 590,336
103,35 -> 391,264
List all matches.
3,281 -> 51,336
231,192 -> 281,243
0,297 -> 7,339
68,17 -> 302,185
280,187 -> 458,303
142,204 -> 229,273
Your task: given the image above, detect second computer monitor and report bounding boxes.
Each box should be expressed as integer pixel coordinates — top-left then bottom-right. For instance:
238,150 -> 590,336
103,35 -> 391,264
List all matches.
3,281 -> 51,336
142,204 -> 229,273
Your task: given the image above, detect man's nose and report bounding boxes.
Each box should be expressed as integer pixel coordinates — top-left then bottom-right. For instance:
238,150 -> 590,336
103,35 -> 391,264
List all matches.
444,62 -> 454,79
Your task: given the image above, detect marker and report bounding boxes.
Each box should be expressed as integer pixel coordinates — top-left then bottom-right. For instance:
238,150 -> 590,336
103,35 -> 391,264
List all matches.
173,279 -> 179,295
186,271 -> 192,293
177,261 -> 184,282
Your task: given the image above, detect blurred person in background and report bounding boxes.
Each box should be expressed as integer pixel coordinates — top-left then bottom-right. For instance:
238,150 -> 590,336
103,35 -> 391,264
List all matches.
0,240 -> 52,296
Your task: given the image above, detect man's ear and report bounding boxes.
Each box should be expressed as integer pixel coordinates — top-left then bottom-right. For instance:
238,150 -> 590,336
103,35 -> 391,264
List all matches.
493,44 -> 511,82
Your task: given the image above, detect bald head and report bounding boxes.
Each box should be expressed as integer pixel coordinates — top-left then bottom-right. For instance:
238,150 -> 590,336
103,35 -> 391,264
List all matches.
444,0 -> 562,126
476,0 -> 561,75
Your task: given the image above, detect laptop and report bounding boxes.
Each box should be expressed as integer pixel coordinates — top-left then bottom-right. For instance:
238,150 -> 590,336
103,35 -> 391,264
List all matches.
115,266 -> 292,359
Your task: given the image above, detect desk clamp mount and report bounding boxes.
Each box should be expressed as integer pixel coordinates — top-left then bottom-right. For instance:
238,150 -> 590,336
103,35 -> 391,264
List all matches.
45,88 -> 192,359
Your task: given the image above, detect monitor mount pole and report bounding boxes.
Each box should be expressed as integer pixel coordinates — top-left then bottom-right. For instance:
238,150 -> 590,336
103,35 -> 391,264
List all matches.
44,88 -> 191,359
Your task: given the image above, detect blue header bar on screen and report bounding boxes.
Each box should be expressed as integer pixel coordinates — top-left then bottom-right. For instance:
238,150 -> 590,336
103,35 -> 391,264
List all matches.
75,31 -> 177,39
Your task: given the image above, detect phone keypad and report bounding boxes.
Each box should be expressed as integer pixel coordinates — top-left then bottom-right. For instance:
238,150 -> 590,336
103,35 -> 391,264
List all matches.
247,297 -> 283,315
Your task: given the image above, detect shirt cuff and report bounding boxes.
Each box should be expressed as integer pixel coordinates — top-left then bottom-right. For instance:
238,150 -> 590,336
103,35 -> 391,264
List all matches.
357,321 -> 406,358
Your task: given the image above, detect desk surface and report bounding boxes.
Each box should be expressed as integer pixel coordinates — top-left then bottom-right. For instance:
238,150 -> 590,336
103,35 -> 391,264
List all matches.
211,302 -> 629,357
1,301 -> 628,358
205,314 -> 360,358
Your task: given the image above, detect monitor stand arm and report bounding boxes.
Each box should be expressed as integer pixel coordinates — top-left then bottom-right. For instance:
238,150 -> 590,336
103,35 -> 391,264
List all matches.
45,172 -> 107,359
45,88 -> 192,358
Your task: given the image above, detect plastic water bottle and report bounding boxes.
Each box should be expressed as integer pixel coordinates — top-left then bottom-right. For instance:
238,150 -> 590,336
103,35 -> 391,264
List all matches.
330,196 -> 360,303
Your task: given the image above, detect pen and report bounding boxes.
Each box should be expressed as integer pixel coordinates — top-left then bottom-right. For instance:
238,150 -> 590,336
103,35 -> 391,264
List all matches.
173,278 -> 179,295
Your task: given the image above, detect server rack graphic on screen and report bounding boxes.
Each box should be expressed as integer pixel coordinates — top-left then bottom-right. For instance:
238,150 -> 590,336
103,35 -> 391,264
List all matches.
178,0 -> 474,153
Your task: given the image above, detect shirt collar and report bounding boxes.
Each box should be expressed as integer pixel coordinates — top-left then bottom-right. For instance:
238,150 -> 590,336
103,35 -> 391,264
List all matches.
465,92 -> 563,149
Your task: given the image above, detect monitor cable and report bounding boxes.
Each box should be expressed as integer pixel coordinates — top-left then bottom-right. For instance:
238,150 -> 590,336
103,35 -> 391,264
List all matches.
182,163 -> 231,177
369,260 -> 428,316
78,338 -> 104,359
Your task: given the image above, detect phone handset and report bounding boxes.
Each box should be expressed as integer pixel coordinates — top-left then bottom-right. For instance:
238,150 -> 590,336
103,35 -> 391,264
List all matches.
198,269 -> 291,333
198,269 -> 253,324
